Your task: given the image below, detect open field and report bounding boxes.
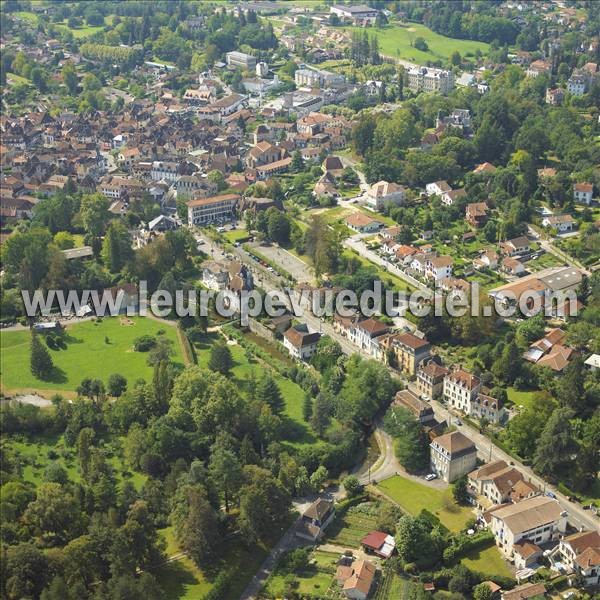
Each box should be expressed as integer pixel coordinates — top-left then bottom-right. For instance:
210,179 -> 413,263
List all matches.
376,475 -> 473,532
325,507 -> 379,547
13,11 -> 112,38
343,23 -> 489,64
0,317 -> 184,394
461,542 -> 513,578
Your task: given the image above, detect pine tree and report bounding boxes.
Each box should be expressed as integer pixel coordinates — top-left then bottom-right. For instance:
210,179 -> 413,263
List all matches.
30,332 -> 53,379
208,342 -> 233,376
256,374 -> 284,415
302,393 -> 313,422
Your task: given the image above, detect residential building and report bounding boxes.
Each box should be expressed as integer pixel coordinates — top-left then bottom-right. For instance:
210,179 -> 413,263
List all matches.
345,213 -> 382,233
501,257 -> 526,276
283,324 -> 321,361
416,360 -> 449,400
584,354 -> 600,371
567,71 -> 587,96
387,332 -> 431,376
430,431 -> 478,483
468,461 -> 538,506
541,214 -> 576,232
361,531 -> 396,559
330,4 -> 379,25
335,559 -> 377,600
489,496 -> 567,559
209,93 -> 247,118
545,87 -> 565,105
347,318 -> 389,356
473,249 -> 499,271
393,390 -> 434,424
365,181 -> 406,211
557,530 -> 600,586
466,202 -> 489,228
526,59 -> 551,78
295,68 -> 345,89
443,369 -> 481,414
201,260 -> 253,293
500,236 -> 531,256
573,182 -> 593,204
187,194 -> 239,226
255,157 -> 292,179
441,188 -> 467,206
406,66 -> 455,95
226,51 -> 256,70
426,180 -> 452,196
296,498 -> 335,542
501,582 -> 547,600
246,141 -> 284,168
470,392 -> 505,424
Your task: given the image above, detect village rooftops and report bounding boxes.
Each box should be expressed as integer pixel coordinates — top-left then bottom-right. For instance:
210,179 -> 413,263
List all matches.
186,193 -> 240,207
491,495 -> 563,534
446,369 -> 480,390
501,582 -> 546,600
394,331 -> 430,350
432,431 -> 476,457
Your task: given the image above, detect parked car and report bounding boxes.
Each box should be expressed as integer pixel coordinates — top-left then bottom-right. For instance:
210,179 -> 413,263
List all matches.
546,491 -> 556,499
453,418 -> 462,426
424,473 -> 437,481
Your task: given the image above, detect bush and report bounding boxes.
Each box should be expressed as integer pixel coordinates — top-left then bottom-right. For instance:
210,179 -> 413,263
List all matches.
343,475 -> 362,498
133,335 -> 156,352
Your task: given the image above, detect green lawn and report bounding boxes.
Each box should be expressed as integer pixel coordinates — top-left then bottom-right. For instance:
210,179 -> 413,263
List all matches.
325,509 -> 379,547
506,387 -> 537,409
223,229 -> 251,244
0,317 -> 184,394
461,542 -> 513,578
343,23 -> 489,64
376,475 -> 473,532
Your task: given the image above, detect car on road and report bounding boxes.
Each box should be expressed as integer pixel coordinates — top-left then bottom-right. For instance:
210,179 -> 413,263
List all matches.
546,491 -> 556,499
233,242 -> 240,247
196,239 -> 205,245
424,473 -> 437,481
453,418 -> 462,426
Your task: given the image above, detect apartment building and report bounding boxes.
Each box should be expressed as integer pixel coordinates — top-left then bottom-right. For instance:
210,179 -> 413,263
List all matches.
430,431 -> 477,483
489,496 -> 567,559
387,332 -> 431,376
416,360 -> 449,400
187,194 -> 239,226
226,51 -> 257,71
443,369 -> 481,411
406,66 -> 455,95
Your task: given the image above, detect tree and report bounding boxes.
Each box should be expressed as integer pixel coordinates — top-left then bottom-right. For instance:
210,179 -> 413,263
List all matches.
77,427 -> 94,480
395,515 -> 441,565
343,475 -> 361,498
208,342 -> 233,376
30,333 -> 53,380
473,582 -> 494,600
101,221 -> 133,273
310,391 -> 332,435
556,356 -> 586,413
310,465 -> 328,492
107,373 -> 127,397
450,50 -> 462,66
413,37 -> 429,51
256,374 -> 284,415
384,407 -> 430,472
79,193 -> 110,238
62,63 -> 78,95
302,393 -> 313,422
533,408 -> 577,480
452,476 -> 469,504
209,444 -> 242,512
147,337 -> 174,367
491,340 -> 521,384
5,543 -> 49,600
171,483 -> 219,566
291,150 -> 304,172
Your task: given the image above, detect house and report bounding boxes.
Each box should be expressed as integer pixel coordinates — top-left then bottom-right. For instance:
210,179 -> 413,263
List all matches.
526,59 -> 551,78
466,202 -> 489,228
584,354 -> 600,371
443,369 -> 481,414
416,360 -> 449,400
513,540 -> 544,570
296,498 -> 335,541
430,431 -> 477,483
567,71 -> 587,96
361,531 -> 396,559
425,255 -> 453,281
148,214 -> 179,233
473,249 -> 499,271
283,324 -> 321,361
441,188 -> 467,206
501,257 -> 526,276
426,180 -> 452,197
246,141 -> 284,168
347,318 -> 389,357
201,260 -> 253,293
61,246 -> 94,261
322,155 -> 344,177
524,328 -> 567,364
557,530 -> 600,586
501,582 -> 546,600
468,461 -> 538,506
187,194 -> 239,226
473,162 -> 497,176
545,87 -> 565,105
336,559 -> 377,600
393,390 -> 434,424
489,496 -> 567,559
470,391 -> 505,424
573,182 -> 593,205
541,214 -> 576,233
500,236 -> 531,256
536,344 -> 573,372
314,171 -> 339,199
345,213 -> 382,233
255,157 -> 292,179
365,181 -> 406,211
387,332 -> 431,376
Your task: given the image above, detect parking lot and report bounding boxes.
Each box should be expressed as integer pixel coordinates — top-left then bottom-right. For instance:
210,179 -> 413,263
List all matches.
247,242 -> 315,284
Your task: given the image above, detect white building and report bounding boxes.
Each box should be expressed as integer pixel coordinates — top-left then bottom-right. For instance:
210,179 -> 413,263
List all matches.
365,181 -> 406,211
330,4 -> 379,25
406,66 -> 455,95
489,496 -> 567,559
430,431 -> 477,483
443,369 -> 481,414
573,182 -> 593,204
567,72 -> 587,96
151,161 -> 179,183
226,51 -> 256,70
557,530 -> 600,587
283,324 -> 321,361
187,194 -> 239,226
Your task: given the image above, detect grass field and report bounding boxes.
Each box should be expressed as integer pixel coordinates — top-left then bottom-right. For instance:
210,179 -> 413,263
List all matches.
13,11 -> 112,38
8,433 -> 147,491
343,23 -> 489,64
506,387 -> 537,409
0,317 -> 184,394
325,508 -> 379,547
376,475 -> 473,532
461,542 -> 513,578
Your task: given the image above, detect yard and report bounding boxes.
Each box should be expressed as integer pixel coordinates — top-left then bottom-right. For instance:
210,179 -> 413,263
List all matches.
324,505 -> 380,547
0,317 -> 185,395
460,542 -> 513,578
343,22 -> 489,64
506,387 -> 538,409
376,475 -> 473,532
